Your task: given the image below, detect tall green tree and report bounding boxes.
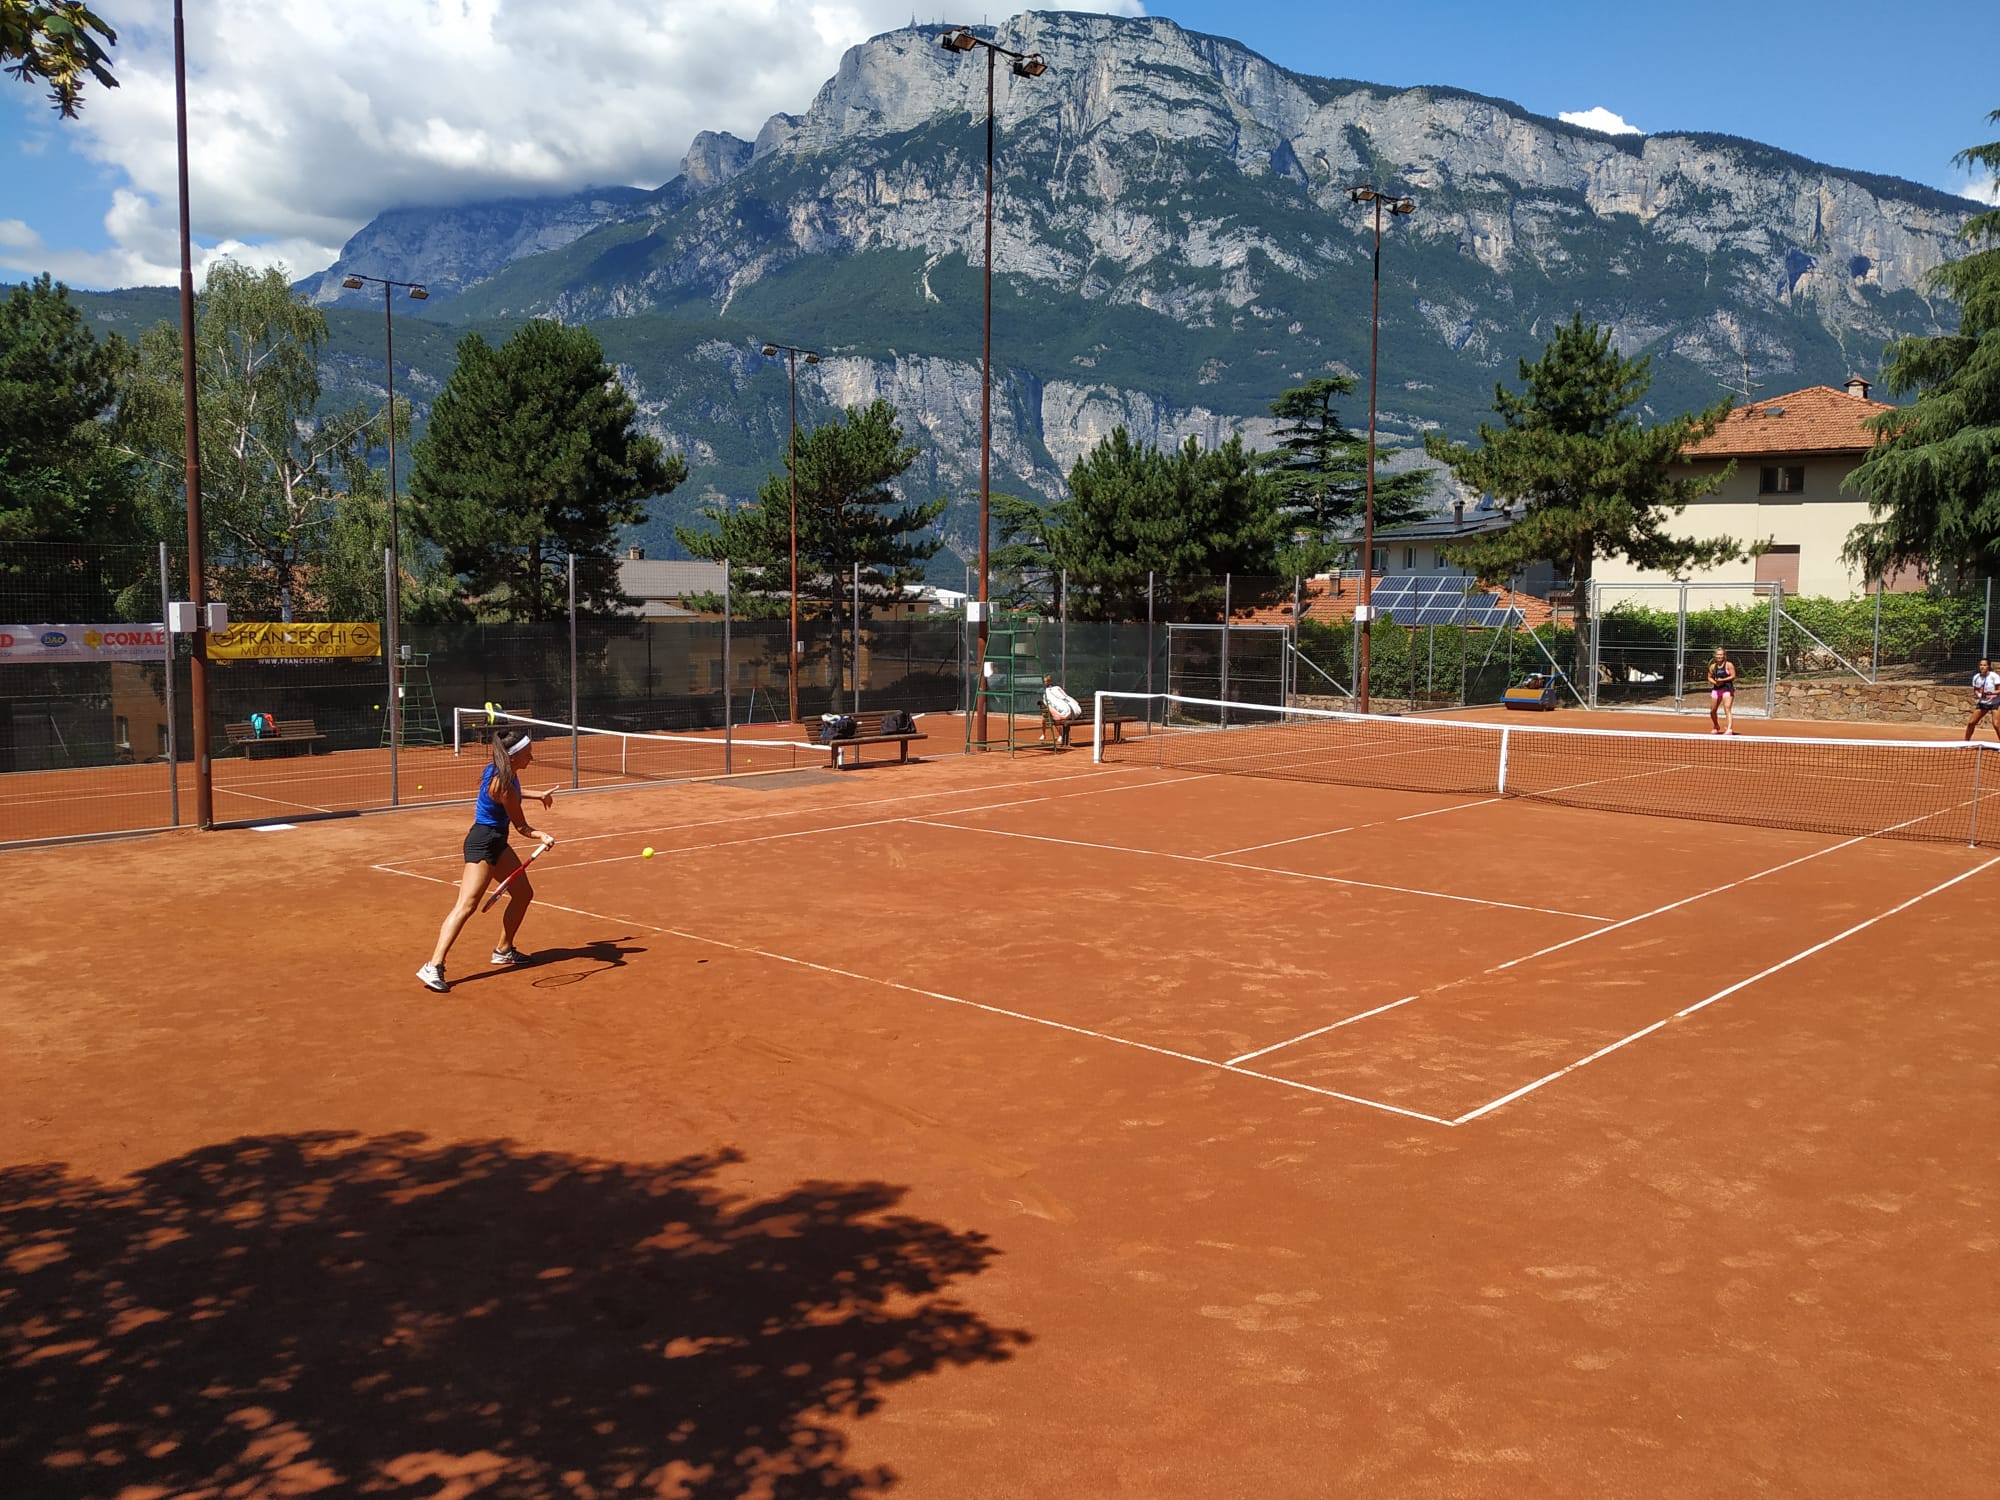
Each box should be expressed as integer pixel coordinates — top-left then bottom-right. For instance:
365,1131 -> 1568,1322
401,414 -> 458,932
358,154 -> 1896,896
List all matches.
1029,428 -> 1285,620
122,261 -> 398,621
2,1 -> 115,116
411,320 -> 682,622
0,272 -> 141,545
1266,375 -> 1430,574
677,399 -> 943,694
1423,315 -> 1739,664
1843,110 -> 2000,583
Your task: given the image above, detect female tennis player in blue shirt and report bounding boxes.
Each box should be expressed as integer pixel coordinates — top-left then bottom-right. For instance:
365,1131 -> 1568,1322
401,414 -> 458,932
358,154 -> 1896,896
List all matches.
417,732 -> 556,992
1707,646 -> 1738,735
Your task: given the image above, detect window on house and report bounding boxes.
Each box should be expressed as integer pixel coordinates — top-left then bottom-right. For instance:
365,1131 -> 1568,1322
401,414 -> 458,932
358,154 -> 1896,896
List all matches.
1434,549 -> 1449,570
1759,465 -> 1805,494
708,660 -> 724,688
1370,548 -> 1386,574
157,724 -> 170,756
1403,546 -> 1417,569
115,715 -> 130,749
1754,544 -> 1802,595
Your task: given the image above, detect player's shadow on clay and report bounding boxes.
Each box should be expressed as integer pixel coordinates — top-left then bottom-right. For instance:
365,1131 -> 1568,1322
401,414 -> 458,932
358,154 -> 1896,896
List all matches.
451,937 -> 647,989
0,1132 -> 1029,1497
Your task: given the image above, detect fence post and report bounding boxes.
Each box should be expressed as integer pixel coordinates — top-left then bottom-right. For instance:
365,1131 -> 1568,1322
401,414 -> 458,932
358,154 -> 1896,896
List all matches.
1221,573 -> 1232,725
1765,581 -> 1781,720
568,553 -> 579,791
385,546 -> 400,806
1587,582 -> 1601,710
1985,577 -> 1993,662
732,560 -> 740,780
1146,571 -> 1155,699
160,540 -> 179,827
1675,580 -> 1688,714
1060,568 -> 1069,684
852,561 -> 861,715
1872,585 -> 1883,683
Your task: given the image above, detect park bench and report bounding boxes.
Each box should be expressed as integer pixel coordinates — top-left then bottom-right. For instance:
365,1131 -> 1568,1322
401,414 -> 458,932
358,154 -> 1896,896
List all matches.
819,711 -> 928,769
224,717 -> 325,758
1040,704 -> 1139,748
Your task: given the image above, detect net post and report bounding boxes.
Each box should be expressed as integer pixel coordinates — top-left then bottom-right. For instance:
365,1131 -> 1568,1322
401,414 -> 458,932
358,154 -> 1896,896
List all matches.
568,553 -> 579,791
1146,571 -> 1155,699
1972,743 -> 1985,848
160,540 -> 180,827
1765,581 -> 1781,720
1092,691 -> 1105,764
1220,574 -> 1232,726
452,707 -> 461,758
732,560 -> 740,780
1674,580 -> 1687,714
1496,725 -> 1511,794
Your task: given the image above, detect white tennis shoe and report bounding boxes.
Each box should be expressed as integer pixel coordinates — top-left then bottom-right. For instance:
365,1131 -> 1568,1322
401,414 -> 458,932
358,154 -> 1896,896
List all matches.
416,962 -> 450,992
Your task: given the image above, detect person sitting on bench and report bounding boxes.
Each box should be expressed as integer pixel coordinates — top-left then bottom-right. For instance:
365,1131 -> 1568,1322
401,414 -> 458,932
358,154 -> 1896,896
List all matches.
1042,675 -> 1083,747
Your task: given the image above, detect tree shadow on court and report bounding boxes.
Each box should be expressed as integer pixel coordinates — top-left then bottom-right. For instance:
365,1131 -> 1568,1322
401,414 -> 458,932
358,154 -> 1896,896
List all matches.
0,1133 -> 1028,1497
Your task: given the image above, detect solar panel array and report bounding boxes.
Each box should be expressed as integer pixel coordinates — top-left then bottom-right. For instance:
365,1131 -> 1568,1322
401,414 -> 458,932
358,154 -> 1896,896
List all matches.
1363,576 -> 1523,627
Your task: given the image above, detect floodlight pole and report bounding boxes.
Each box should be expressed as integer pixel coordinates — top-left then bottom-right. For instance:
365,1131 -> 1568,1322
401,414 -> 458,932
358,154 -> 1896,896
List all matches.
341,270 -> 429,788
939,26 -> 1048,746
173,0 -> 212,828
762,342 -> 820,724
1347,184 -> 1415,714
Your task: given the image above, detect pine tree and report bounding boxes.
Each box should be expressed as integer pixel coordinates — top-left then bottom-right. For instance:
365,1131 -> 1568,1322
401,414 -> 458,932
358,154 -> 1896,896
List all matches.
676,399 -> 943,696
411,320 -> 683,621
1843,109 -> 2000,582
1423,315 -> 1739,663
1266,375 -> 1429,575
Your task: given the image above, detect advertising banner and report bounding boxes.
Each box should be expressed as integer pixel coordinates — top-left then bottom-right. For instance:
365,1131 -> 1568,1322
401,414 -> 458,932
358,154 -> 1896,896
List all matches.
0,624 -> 169,663
208,621 -> 382,660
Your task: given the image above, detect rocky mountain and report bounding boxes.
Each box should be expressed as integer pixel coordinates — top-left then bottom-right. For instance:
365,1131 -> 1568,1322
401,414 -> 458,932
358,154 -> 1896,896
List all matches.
106,11 -> 1982,569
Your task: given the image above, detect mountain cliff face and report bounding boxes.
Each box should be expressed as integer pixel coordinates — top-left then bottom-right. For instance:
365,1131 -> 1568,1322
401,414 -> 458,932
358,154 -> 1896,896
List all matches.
298,10 -> 1973,563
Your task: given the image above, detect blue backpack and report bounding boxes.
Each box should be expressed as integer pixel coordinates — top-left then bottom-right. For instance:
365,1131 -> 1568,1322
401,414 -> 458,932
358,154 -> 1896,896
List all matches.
250,712 -> 273,738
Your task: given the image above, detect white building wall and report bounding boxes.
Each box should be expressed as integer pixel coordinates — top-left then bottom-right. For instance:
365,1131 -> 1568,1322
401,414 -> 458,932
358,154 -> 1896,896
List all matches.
1594,455 -> 1875,607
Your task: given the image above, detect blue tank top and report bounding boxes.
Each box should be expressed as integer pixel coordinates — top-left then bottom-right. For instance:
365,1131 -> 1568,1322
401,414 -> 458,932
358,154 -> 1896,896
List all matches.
474,764 -> 517,828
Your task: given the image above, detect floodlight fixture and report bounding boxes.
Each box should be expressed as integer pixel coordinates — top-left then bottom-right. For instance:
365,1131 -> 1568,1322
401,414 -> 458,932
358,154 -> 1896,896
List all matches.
940,28 -> 977,51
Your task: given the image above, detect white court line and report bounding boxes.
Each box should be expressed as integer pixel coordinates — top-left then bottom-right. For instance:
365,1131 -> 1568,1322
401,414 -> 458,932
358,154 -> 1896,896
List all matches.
1451,853 -> 2000,1125
910,818 -> 1613,923
372,862 -> 1452,1127
374,762 -> 1167,871
212,784 -> 335,815
1225,995 -> 1418,1066
1204,795 -> 1504,859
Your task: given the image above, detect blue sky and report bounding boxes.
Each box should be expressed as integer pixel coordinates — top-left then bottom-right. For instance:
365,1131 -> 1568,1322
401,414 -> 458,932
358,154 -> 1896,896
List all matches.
2,0 -> 1993,290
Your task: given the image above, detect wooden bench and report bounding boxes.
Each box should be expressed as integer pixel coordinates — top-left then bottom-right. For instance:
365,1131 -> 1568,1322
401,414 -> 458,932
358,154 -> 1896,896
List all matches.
224,718 -> 325,758
1040,704 -> 1138,748
817,712 -> 928,769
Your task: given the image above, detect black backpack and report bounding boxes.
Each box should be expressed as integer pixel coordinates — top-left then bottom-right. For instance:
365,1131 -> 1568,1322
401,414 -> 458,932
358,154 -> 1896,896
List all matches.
819,713 -> 858,743
880,709 -> 914,735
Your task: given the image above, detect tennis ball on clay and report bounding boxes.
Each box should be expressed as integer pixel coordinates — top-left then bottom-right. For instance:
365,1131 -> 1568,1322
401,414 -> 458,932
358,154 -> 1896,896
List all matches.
642,846 -> 655,859
416,784 -> 424,791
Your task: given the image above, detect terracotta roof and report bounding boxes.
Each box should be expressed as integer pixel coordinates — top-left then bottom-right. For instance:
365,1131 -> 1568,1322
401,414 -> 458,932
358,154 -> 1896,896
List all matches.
1236,576 -> 1557,630
1680,385 -> 1894,460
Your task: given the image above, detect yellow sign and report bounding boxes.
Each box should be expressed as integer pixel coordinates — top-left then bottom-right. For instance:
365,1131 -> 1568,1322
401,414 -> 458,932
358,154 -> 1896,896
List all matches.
209,621 -> 383,660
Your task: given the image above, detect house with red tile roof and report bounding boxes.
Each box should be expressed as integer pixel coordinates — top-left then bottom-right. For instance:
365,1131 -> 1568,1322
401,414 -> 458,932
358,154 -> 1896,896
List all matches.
1594,378 -> 1903,603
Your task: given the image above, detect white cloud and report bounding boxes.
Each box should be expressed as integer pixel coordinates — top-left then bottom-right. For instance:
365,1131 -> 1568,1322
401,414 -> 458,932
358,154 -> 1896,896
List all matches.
4,1 -> 1146,288
0,219 -> 40,250
1559,106 -> 1642,137
1950,169 -> 2000,206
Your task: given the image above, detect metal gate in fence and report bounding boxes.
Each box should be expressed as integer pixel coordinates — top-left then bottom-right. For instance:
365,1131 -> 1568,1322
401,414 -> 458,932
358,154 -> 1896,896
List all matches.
1165,623 -> 1290,715
1588,581 -> 1779,718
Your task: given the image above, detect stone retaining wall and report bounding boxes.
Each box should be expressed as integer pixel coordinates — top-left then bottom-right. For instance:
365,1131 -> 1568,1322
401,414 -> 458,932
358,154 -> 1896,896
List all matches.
1772,678 -> 1970,725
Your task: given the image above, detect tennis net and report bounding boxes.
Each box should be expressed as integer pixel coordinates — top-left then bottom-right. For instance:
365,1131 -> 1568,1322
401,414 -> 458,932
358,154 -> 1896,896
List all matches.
453,709 -> 819,783
1092,691 -> 1999,846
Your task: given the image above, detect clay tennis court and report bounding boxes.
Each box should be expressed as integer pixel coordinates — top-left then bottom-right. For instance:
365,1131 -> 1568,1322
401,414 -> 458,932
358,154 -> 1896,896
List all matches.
4,714 -> 1997,1497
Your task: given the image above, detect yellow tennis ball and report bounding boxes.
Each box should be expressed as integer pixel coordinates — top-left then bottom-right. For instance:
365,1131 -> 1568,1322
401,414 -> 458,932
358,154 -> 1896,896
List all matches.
372,703 -> 380,709
416,784 -> 423,791
642,846 -> 655,858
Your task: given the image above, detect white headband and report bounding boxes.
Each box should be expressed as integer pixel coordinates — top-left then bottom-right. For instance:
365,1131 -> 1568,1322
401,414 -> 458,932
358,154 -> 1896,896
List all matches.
507,734 -> 531,754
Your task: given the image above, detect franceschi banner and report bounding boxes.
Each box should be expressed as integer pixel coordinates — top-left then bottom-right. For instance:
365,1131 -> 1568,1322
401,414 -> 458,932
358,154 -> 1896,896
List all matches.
208,621 -> 383,660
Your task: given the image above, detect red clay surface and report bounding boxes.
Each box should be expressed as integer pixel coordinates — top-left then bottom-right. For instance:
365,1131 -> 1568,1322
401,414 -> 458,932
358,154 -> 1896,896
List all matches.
4,742 -> 1997,1497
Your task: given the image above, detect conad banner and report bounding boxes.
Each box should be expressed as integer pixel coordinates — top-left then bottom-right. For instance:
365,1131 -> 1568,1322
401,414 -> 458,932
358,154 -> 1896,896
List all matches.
209,621 -> 382,660
0,624 -> 169,663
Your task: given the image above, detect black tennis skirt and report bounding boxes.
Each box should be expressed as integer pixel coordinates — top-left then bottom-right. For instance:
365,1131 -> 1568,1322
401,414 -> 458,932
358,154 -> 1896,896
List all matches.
463,821 -> 510,866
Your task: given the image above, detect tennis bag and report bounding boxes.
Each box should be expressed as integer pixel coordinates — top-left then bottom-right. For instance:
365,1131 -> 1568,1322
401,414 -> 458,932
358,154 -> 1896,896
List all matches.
819,713 -> 858,743
879,709 -> 915,735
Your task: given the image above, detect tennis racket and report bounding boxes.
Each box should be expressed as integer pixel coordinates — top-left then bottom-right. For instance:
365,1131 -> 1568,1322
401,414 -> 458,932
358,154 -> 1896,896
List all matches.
481,839 -> 551,912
